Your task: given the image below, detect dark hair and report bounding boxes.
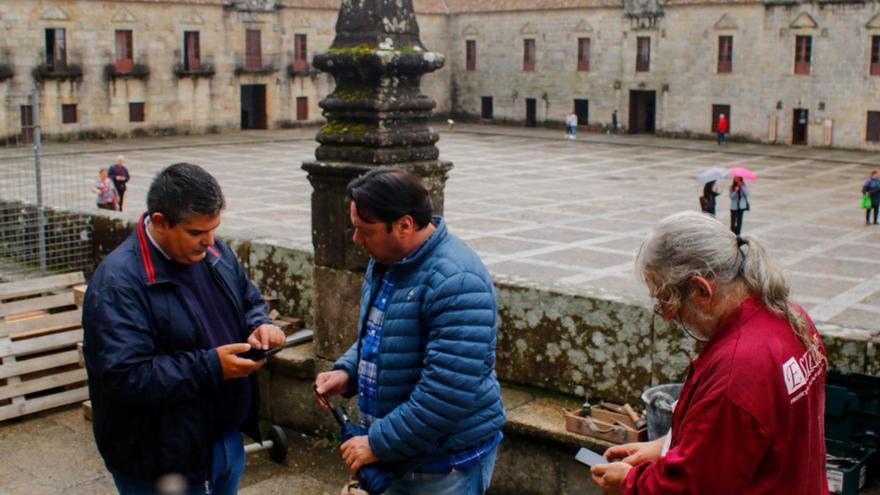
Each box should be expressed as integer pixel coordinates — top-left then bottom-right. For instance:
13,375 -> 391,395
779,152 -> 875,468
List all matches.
146,162 -> 225,226
730,176 -> 744,192
346,168 -> 433,231
702,181 -> 714,198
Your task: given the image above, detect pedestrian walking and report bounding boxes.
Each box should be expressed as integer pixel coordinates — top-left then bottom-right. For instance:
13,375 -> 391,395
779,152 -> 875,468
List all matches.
314,169 -> 504,495
612,109 -> 619,134
729,176 -> 750,236
862,170 -> 880,225
717,113 -> 729,145
591,211 -> 827,495
108,155 -> 130,211
565,112 -> 578,139
91,168 -> 118,211
700,180 -> 720,216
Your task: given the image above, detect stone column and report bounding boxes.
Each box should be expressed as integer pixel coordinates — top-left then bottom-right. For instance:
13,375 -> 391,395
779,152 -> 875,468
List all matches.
303,0 -> 452,359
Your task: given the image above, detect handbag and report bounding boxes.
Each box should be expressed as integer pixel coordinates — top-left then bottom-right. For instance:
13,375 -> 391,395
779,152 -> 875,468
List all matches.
862,194 -> 873,209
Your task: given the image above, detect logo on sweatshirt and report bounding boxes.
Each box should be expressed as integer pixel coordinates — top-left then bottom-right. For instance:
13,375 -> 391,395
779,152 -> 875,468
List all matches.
782,357 -> 807,395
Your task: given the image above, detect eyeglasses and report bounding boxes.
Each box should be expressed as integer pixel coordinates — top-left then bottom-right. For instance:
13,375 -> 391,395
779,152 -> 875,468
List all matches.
651,279 -> 692,319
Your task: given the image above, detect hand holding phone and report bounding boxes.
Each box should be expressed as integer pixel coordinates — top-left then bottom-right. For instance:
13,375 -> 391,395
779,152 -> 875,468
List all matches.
237,345 -> 283,361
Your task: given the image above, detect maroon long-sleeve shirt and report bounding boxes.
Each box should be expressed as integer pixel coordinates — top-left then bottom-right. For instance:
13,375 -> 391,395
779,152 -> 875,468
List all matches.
624,296 -> 829,495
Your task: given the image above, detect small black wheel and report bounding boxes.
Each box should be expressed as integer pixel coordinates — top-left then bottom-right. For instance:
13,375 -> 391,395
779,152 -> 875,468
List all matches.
267,424 -> 288,463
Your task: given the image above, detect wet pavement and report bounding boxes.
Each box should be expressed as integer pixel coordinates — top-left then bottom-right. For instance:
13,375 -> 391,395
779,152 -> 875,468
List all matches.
0,407 -> 350,495
1,124 -> 879,331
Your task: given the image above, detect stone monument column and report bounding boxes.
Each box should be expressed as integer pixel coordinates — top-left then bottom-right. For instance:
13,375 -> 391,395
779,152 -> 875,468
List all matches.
303,0 -> 452,359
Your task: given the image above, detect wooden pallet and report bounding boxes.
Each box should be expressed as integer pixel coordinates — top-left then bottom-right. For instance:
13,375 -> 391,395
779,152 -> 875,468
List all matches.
0,272 -> 88,422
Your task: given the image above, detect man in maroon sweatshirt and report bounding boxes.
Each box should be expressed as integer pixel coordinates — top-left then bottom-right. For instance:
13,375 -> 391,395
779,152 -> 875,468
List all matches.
592,211 -> 828,495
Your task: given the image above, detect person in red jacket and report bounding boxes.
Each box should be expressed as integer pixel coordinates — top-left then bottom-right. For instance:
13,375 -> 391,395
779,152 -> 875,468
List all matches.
717,113 -> 729,145
591,211 -> 828,495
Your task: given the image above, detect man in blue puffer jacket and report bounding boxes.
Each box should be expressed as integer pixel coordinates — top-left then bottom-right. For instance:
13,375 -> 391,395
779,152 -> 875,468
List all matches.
315,168 -> 506,494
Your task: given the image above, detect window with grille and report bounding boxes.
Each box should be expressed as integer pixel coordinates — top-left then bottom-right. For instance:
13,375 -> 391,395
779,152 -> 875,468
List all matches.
129,102 -> 145,123
577,38 -> 591,72
717,36 -> 732,74
466,40 -> 476,71
184,31 -> 201,71
246,30 -> 262,69
45,28 -> 66,70
871,36 -> 880,76
293,34 -> 308,72
868,111 -> 880,142
523,39 -> 535,72
795,35 -> 811,75
115,30 -> 134,73
636,37 -> 650,72
62,104 -> 77,124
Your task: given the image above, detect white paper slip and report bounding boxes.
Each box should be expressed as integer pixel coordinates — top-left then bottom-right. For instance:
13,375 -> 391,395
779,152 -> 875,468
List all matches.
575,447 -> 609,467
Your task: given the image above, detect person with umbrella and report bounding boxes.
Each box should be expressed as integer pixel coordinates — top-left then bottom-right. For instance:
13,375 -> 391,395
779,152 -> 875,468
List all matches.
862,170 -> 880,225
728,167 -> 755,236
314,169 -> 505,495
696,168 -> 727,217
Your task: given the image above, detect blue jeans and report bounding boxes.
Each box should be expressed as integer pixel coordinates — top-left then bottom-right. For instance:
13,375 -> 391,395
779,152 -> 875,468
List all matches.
384,445 -> 498,495
111,430 -> 245,495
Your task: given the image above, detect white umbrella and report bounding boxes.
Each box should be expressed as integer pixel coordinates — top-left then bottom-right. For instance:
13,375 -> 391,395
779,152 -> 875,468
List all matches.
695,167 -> 729,185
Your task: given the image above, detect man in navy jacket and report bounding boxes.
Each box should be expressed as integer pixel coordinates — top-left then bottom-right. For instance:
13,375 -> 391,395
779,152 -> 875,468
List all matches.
315,169 -> 505,494
83,163 -> 285,494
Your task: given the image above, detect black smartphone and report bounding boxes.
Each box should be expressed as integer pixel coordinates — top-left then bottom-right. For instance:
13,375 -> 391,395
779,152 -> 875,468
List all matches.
238,346 -> 283,361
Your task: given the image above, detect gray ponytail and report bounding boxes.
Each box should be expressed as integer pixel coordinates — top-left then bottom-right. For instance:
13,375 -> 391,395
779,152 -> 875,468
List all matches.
738,237 -> 816,356
636,211 -> 817,355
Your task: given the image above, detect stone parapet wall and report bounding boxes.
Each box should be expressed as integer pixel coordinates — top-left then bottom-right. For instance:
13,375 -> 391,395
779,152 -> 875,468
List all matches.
76,209 -> 880,405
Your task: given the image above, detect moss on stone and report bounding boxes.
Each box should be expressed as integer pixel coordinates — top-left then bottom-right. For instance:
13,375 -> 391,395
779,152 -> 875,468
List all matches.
320,122 -> 371,136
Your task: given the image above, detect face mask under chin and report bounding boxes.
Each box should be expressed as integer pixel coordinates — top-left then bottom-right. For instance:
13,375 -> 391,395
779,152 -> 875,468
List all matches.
678,316 -> 711,342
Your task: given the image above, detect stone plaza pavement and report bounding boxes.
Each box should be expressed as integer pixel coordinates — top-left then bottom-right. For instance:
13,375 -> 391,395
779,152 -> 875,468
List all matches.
2,123 -> 879,331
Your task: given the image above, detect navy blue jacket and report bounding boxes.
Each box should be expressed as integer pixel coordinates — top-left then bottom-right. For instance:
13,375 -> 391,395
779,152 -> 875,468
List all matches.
82,215 -> 272,484
334,217 -> 506,463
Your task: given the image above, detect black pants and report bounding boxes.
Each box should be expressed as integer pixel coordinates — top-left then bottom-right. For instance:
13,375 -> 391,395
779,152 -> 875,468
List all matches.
97,203 -> 115,211
730,209 -> 745,236
867,205 -> 879,224
115,187 -> 126,211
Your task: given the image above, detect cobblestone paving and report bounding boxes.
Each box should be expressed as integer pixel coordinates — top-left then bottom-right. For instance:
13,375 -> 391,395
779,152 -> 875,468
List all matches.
2,125 -> 878,330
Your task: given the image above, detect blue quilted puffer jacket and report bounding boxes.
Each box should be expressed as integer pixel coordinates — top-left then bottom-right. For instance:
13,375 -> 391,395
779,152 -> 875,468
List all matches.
333,216 -> 506,463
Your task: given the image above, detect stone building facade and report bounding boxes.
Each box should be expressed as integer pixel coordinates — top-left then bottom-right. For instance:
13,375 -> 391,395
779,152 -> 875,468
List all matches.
0,0 -> 451,142
448,0 -> 880,149
2,0 -> 880,149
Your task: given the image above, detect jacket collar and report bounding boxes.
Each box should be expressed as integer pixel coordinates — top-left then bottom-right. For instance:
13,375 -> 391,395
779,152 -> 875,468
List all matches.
695,294 -> 762,364
135,212 -> 222,285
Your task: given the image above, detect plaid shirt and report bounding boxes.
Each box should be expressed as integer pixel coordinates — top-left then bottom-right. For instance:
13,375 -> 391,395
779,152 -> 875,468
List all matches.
357,270 -> 502,473
357,271 -> 395,429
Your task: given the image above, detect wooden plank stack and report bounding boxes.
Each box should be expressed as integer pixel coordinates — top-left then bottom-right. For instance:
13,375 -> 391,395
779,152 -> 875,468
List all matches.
0,272 -> 88,422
